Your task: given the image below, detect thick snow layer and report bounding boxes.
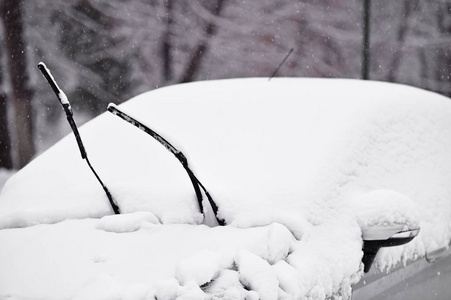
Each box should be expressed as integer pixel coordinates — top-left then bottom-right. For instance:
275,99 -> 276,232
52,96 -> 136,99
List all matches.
0,168 -> 15,192
1,78 -> 451,299
0,219 -> 295,300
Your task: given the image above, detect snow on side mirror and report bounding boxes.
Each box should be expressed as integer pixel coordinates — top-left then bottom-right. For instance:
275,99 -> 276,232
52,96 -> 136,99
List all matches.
343,190 -> 420,273
361,224 -> 420,272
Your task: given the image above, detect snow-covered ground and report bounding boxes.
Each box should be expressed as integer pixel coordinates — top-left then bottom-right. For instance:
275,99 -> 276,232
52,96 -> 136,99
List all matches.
0,78 -> 450,299
0,168 -> 15,192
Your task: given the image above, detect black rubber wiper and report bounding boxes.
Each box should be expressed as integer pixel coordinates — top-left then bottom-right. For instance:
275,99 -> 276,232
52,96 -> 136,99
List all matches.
38,62 -> 120,214
107,103 -> 224,226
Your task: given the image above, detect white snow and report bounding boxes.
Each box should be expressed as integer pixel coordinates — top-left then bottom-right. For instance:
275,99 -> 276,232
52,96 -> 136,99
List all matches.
175,249 -> 223,286
96,211 -> 160,233
236,250 -> 280,300
0,168 -> 15,192
344,189 -> 420,238
1,78 -> 451,299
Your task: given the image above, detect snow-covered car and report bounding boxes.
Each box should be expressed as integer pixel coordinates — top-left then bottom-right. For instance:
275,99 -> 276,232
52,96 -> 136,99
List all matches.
1,78 -> 451,299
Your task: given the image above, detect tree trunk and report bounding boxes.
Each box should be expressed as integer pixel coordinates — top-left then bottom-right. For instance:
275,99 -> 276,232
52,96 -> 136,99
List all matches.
0,43 -> 13,169
386,0 -> 417,82
1,0 -> 35,168
418,48 -> 429,91
161,0 -> 174,82
436,2 -> 451,98
361,0 -> 371,80
0,93 -> 12,169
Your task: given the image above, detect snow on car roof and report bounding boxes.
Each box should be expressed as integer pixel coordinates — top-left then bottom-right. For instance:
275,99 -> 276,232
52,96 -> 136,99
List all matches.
1,78 -> 451,299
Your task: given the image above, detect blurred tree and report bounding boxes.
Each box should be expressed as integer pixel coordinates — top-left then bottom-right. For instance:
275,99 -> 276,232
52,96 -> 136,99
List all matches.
371,0 -> 451,98
432,1 -> 451,97
386,0 -> 419,82
179,0 -> 226,83
192,0 -> 305,78
1,0 -> 35,168
104,0 -> 231,87
161,0 -> 174,82
0,46 -> 13,169
292,1 -> 361,78
54,0 -> 134,115
362,0 -> 371,79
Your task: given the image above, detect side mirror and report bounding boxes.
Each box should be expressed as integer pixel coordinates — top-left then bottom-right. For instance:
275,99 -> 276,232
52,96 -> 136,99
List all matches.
362,224 -> 420,272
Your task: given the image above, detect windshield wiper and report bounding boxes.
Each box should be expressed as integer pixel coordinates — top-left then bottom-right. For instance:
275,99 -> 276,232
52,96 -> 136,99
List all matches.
38,62 -> 120,214
107,103 -> 224,226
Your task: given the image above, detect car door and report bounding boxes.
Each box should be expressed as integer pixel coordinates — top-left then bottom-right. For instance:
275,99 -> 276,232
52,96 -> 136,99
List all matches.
352,243 -> 451,299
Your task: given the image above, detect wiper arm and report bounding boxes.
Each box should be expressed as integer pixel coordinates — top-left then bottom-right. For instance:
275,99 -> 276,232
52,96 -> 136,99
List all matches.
107,103 -> 224,226
38,62 -> 120,214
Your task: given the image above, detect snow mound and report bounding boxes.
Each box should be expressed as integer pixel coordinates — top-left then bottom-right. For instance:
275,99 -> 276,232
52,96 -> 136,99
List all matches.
204,269 -> 259,299
236,250 -> 280,300
96,211 -> 160,233
175,249 -> 224,286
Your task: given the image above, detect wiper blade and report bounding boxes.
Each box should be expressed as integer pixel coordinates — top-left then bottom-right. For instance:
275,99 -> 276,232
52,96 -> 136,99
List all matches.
107,103 -> 224,226
38,62 -> 120,215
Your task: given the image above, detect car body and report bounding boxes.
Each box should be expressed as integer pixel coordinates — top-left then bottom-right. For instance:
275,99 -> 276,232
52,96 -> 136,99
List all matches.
0,78 -> 450,299
352,242 -> 451,299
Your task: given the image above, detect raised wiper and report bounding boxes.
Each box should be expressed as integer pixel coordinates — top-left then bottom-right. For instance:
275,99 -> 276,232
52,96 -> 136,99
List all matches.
107,103 -> 224,226
38,62 -> 120,215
